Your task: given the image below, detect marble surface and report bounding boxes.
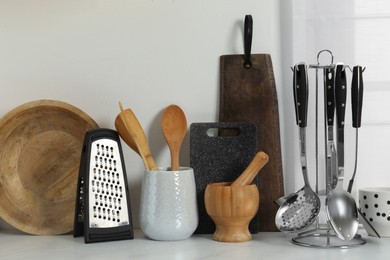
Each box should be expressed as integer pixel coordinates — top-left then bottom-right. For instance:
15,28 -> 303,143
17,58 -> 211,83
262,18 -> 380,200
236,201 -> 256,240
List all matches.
0,229 -> 388,260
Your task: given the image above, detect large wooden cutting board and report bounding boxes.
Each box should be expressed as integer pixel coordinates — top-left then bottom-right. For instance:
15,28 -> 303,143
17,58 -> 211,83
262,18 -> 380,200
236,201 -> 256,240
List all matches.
219,54 -> 284,231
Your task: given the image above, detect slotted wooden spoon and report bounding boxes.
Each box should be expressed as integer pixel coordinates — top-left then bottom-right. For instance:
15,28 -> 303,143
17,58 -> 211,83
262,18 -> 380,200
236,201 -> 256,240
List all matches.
115,102 -> 158,171
161,104 -> 187,171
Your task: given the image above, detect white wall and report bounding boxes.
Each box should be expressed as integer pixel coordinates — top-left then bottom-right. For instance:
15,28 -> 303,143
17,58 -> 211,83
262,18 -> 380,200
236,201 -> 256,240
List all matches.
0,0 -> 283,230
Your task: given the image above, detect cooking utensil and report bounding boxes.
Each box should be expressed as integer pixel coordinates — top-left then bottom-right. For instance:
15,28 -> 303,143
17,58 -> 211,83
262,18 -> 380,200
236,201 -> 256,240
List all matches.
115,102 -> 158,171
190,122 -> 259,234
345,66 -> 379,237
219,15 -> 284,232
359,207 -> 380,238
231,151 -> 269,186
347,65 -> 364,193
115,103 -> 139,156
161,104 -> 187,171
326,63 -> 359,241
275,63 -> 321,233
0,100 -> 98,235
324,67 -> 338,190
73,128 -> 134,243
274,193 -> 298,207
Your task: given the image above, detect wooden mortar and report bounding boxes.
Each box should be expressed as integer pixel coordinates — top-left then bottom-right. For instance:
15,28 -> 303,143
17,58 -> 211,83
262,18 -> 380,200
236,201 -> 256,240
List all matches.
205,182 -> 259,242
204,151 -> 268,242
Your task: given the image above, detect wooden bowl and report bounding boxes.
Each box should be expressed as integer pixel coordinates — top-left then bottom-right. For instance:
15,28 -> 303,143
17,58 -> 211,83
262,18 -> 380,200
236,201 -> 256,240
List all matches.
204,182 -> 259,242
0,100 -> 98,235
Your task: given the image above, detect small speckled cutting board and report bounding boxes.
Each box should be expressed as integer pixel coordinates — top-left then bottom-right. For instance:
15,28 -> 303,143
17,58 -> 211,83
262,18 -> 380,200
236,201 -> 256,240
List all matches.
190,122 -> 258,234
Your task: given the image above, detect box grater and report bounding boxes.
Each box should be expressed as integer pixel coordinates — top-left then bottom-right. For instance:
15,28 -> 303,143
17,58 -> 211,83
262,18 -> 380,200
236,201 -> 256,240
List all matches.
73,128 -> 134,243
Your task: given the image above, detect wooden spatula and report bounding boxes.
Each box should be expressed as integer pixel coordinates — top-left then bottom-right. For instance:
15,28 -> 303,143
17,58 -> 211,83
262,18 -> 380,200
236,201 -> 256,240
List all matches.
115,102 -> 158,171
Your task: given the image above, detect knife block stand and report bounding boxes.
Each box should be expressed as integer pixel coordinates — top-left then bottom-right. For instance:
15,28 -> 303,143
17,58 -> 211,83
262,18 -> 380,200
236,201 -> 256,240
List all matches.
290,50 -> 366,248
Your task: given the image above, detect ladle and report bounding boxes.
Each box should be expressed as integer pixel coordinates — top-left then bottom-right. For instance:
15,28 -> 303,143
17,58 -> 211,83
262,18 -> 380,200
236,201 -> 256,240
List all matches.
326,63 -> 359,241
161,105 -> 187,171
115,102 -> 158,171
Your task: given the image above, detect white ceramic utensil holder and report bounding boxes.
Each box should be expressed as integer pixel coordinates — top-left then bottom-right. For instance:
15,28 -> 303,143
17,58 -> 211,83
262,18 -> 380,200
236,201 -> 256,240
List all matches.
139,167 -> 198,241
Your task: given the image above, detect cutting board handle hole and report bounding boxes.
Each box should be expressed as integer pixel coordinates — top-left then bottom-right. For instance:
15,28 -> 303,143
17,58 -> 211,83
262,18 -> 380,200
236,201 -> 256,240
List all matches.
206,128 -> 240,137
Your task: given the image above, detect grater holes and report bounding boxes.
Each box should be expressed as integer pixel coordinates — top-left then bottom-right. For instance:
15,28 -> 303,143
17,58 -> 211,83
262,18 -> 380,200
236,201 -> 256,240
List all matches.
110,147 -> 114,158
96,144 -> 100,155
113,160 -> 117,172
89,140 -> 127,226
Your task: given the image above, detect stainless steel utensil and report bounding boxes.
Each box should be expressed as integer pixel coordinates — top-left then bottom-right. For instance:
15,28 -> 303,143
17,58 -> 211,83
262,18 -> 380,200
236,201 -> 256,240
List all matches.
324,67 -> 338,190
115,103 -> 158,171
326,63 -> 359,241
345,66 -> 380,237
274,193 -> 297,207
347,65 -> 364,193
275,63 -> 321,232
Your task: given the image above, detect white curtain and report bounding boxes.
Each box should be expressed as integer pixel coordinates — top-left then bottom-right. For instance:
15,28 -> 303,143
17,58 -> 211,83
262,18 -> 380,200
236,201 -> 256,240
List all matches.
282,0 -> 390,197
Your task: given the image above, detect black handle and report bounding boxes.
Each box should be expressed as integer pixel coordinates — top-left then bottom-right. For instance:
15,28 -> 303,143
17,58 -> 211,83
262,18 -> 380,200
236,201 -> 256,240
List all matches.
325,68 -> 335,126
351,66 -> 364,128
335,64 -> 347,129
244,15 -> 253,69
293,63 -> 308,127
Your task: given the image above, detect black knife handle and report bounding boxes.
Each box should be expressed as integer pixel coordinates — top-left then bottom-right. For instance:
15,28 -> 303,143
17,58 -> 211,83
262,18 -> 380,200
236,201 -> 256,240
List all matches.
352,66 -> 364,128
335,64 -> 347,129
293,63 -> 308,127
325,68 -> 335,126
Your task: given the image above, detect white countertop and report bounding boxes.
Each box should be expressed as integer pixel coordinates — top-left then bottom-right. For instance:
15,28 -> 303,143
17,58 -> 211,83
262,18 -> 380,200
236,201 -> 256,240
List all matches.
0,229 -> 389,260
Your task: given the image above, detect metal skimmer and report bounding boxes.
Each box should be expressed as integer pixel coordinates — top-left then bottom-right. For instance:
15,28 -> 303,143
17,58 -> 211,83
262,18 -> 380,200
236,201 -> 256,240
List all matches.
275,63 -> 321,232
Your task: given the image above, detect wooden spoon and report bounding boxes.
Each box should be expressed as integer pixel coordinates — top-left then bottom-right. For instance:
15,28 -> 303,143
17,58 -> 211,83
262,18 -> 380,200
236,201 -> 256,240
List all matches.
115,102 -> 158,171
231,151 -> 269,186
161,104 -> 187,171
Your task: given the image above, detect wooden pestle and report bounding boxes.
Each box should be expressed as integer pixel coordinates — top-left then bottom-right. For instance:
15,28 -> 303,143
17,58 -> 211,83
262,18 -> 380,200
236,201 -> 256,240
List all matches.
231,151 -> 269,186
